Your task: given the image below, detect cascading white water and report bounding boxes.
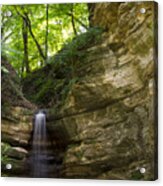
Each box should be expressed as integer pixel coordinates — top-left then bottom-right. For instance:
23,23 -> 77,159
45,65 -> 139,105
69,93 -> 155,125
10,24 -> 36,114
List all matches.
31,111 -> 48,177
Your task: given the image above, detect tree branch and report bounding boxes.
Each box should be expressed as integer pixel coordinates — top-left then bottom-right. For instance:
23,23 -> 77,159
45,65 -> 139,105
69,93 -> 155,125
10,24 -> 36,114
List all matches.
70,5 -> 77,36
2,32 -> 13,43
14,6 -> 46,61
22,17 -> 30,73
67,13 -> 88,30
24,12 -> 46,61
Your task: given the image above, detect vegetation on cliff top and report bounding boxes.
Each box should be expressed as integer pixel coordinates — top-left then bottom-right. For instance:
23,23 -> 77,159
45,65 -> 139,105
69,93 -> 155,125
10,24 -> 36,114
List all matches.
2,3 -> 103,108
22,27 -> 103,107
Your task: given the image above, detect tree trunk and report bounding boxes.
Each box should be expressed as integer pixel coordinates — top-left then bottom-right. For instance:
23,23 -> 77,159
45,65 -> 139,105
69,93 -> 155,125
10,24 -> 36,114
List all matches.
24,13 -> 46,61
14,6 -> 45,63
87,3 -> 96,27
70,5 -> 77,36
22,17 -> 30,74
73,16 -> 88,30
45,4 -> 49,64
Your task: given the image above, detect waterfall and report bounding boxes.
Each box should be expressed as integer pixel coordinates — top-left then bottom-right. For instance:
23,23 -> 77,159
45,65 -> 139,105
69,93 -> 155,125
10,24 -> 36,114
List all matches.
29,110 -> 62,178
31,111 -> 48,177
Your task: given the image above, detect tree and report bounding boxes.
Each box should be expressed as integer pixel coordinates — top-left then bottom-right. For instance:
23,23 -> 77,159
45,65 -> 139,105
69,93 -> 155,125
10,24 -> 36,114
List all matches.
24,11 -> 46,62
1,3 -> 89,77
45,4 -> 49,64
14,6 -> 30,74
22,16 -> 30,74
15,6 -> 46,62
70,4 -> 77,36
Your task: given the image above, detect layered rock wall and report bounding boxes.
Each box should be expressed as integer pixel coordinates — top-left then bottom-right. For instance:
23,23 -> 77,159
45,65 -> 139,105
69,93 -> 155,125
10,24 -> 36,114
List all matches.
47,2 -> 157,180
1,58 -> 35,176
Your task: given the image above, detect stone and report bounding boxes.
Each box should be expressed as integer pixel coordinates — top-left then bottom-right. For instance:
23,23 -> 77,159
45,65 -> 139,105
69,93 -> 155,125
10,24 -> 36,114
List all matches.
46,2 -> 157,180
6,147 -> 28,160
1,59 -> 35,177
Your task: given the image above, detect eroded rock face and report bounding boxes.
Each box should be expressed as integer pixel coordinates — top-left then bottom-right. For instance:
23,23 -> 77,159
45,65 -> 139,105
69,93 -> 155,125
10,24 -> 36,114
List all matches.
2,107 -> 33,147
1,108 -> 34,177
47,2 -> 157,180
1,58 -> 35,177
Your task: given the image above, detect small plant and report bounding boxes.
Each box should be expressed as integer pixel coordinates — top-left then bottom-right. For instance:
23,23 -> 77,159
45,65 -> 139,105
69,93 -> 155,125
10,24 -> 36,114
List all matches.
131,170 -> 144,180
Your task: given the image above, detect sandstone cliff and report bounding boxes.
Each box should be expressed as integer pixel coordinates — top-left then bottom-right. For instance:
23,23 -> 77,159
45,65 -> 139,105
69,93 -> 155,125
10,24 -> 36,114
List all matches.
1,58 -> 36,176
2,1 -> 157,180
46,2 -> 158,180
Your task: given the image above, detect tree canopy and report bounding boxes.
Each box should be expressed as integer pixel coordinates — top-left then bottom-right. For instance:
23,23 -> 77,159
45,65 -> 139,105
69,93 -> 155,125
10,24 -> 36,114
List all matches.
1,3 -> 89,77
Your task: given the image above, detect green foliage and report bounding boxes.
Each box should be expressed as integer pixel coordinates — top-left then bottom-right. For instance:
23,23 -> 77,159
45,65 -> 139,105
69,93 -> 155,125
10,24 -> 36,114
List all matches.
35,79 -> 56,105
1,143 -> 11,163
2,3 -> 103,108
52,27 -> 103,63
1,3 -> 89,77
1,143 -> 11,155
23,69 -> 79,107
48,27 -> 103,79
23,27 -> 103,107
22,66 -> 64,106
2,2 -> 103,107
131,170 -> 144,180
